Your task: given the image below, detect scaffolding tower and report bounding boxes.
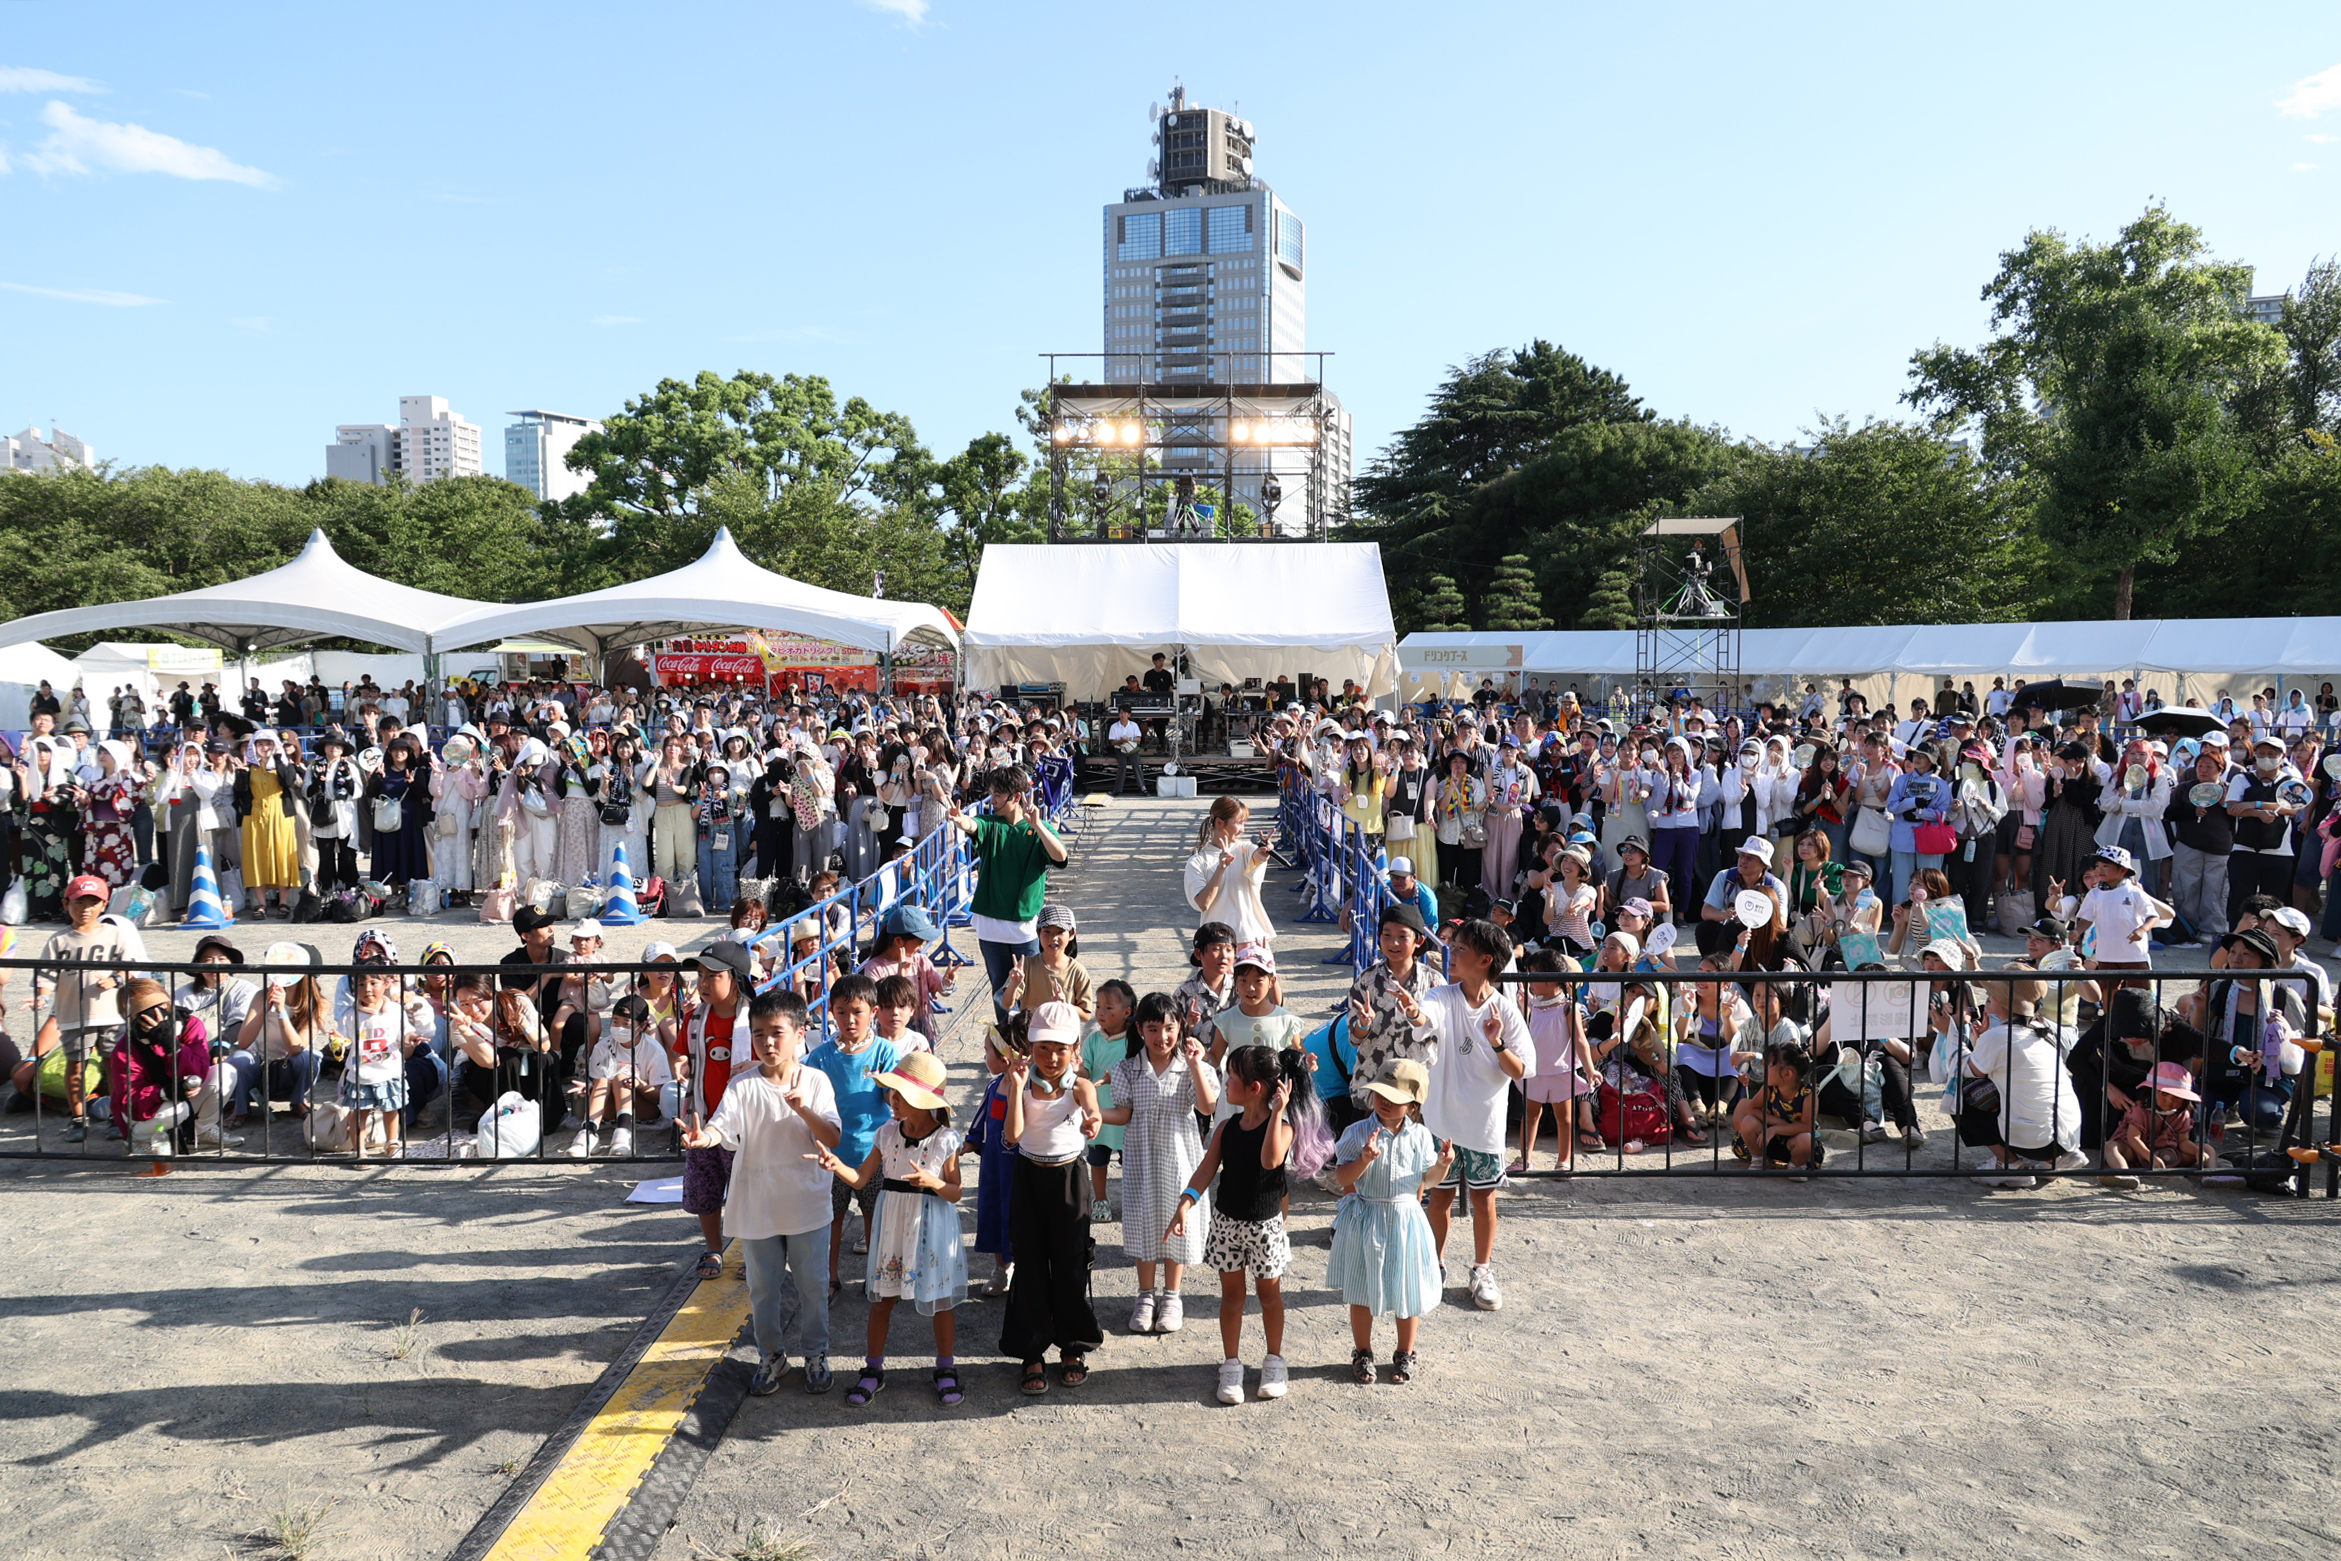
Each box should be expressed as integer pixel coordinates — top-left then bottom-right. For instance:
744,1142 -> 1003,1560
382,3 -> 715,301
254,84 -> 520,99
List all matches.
1634,516 -> 1749,716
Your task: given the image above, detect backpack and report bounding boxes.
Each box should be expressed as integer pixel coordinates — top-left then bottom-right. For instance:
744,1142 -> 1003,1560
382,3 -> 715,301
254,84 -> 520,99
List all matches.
1596,1078 -> 1672,1148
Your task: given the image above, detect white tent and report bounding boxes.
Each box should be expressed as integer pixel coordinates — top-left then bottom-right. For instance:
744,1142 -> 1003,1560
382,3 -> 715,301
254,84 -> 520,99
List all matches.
0,641 -> 81,731
434,527 -> 958,659
963,543 -> 1399,700
0,530 -> 493,657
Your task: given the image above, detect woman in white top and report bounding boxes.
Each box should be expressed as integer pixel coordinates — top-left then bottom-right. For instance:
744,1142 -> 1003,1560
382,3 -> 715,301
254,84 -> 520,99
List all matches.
152,739 -> 232,913
1184,795 -> 1275,945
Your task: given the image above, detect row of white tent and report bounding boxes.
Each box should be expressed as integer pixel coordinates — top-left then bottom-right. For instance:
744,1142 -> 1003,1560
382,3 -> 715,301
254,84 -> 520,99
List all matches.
0,528 -> 958,661
1401,619 -> 2341,686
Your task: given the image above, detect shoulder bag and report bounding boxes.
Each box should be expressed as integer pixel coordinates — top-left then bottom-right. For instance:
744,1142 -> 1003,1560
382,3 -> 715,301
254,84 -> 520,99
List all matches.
1850,805 -> 1892,858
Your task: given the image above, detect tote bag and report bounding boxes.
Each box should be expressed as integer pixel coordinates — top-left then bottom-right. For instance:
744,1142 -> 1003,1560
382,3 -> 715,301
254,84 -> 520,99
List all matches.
1850,806 -> 1892,858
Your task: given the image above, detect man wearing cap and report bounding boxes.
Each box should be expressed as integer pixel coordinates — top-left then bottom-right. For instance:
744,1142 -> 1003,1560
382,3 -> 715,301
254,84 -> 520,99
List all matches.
32,875 -> 147,1140
1697,838 -> 1785,960
1383,857 -> 1438,931
2225,734 -> 2304,930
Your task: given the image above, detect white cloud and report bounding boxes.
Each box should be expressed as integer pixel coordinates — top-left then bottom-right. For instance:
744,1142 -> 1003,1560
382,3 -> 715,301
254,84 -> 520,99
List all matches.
2293,161 -> 2319,172
1,279 -> 166,306
2308,133 -> 2338,145
2279,62 -> 2341,118
858,0 -> 930,25
0,66 -> 103,94
592,315 -> 643,326
18,101 -> 277,188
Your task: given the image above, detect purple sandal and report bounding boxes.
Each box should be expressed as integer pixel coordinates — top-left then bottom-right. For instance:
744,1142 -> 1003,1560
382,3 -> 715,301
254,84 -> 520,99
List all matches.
933,1366 -> 962,1406
845,1368 -> 885,1407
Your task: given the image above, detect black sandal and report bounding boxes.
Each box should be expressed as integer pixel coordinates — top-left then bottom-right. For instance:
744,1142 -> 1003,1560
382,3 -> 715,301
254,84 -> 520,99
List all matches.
845,1368 -> 884,1407
1350,1348 -> 1376,1385
1019,1361 -> 1049,1396
693,1250 -> 723,1280
1059,1355 -> 1089,1388
934,1367 -> 962,1406
1389,1350 -> 1417,1385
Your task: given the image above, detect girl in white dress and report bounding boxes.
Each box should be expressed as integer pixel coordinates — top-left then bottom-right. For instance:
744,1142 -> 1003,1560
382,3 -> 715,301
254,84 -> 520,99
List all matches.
811,1049 -> 969,1406
1100,992 -> 1221,1336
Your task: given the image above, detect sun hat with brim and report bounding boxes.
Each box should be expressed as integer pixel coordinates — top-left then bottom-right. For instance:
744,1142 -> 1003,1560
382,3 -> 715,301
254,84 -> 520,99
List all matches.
1364,1058 -> 1430,1106
193,933 -> 245,964
1735,836 -> 1774,865
1991,975 -> 2047,1017
2221,928 -> 2280,964
870,1051 -> 949,1111
1920,937 -> 1970,971
2144,1061 -> 2201,1102
2092,845 -> 2137,875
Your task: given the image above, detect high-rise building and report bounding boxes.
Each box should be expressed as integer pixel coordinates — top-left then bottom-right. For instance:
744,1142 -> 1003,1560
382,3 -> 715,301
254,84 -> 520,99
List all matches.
2246,293 -> 2288,328
324,396 -> 484,486
1094,86 -> 1352,530
503,410 -> 601,502
5,425 -> 96,474
1102,86 -> 1305,386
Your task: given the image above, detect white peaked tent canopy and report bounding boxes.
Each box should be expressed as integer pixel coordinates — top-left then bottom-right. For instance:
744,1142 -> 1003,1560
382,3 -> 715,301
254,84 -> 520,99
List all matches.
435,527 -> 958,657
0,529 -> 492,656
963,542 -> 1399,699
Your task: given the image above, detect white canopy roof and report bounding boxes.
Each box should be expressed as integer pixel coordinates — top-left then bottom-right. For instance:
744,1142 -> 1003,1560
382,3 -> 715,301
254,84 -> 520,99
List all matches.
1400,617 -> 2341,683
963,542 -> 1398,700
0,530 -> 490,656
435,527 -> 957,658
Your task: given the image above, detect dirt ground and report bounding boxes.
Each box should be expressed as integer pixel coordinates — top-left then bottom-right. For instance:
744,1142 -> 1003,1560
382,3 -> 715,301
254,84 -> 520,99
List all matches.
5,797 -> 2339,1561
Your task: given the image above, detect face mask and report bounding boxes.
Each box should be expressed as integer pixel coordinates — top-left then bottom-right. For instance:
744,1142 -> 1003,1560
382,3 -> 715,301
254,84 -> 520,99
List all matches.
1963,763 -> 1984,783
2258,755 -> 2281,773
1740,754 -> 1757,769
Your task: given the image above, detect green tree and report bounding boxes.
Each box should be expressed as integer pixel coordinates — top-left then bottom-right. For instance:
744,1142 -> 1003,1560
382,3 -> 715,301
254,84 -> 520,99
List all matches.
936,431 -> 1039,599
1906,205 -> 2282,618
1578,563 -> 1636,630
1681,418 -> 2047,627
1480,554 -> 1552,630
1410,574 -> 1470,634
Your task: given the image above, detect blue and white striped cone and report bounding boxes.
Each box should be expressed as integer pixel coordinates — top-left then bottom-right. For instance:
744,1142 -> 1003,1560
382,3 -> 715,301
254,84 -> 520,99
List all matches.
181,841 -> 233,929
599,841 -> 644,926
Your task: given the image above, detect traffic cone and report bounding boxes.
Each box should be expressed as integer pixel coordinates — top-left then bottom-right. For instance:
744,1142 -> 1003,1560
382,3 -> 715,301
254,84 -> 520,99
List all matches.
181,842 -> 233,928
600,841 -> 643,926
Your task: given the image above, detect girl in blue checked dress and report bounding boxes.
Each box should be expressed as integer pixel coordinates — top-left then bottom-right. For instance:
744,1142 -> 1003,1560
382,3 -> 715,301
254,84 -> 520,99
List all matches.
809,1051 -> 970,1407
1328,1057 -> 1454,1386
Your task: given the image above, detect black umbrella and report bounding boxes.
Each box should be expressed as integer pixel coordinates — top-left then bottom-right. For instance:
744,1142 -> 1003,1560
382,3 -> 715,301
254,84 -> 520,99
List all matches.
2008,679 -> 2102,713
2133,707 -> 2224,740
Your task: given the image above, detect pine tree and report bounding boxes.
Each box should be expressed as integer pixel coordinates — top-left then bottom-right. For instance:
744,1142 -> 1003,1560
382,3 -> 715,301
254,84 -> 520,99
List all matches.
1480,554 -> 1552,631
1414,573 -> 1470,633
1579,564 -> 1635,630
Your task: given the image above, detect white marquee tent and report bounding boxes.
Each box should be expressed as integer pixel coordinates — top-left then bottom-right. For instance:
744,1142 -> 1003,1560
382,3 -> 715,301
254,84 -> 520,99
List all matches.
963,542 -> 1398,700
0,530 -> 493,657
1401,617 -> 2341,695
0,640 -> 81,731
435,528 -> 958,659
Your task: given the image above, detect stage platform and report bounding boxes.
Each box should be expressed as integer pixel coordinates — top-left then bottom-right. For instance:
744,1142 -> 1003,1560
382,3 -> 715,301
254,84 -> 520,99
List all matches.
1079,750 -> 1281,795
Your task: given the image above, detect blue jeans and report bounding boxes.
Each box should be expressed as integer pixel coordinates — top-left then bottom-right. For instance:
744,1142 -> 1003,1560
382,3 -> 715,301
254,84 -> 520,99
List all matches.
980,935 -> 1038,1026
1886,850 -> 1943,912
1649,826 -> 1700,918
741,1228 -> 831,1362
1819,818 -> 1850,866
403,1050 -> 447,1130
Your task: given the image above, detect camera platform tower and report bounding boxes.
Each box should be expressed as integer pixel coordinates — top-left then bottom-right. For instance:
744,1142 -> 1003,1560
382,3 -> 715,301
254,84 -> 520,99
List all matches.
1634,516 -> 1748,718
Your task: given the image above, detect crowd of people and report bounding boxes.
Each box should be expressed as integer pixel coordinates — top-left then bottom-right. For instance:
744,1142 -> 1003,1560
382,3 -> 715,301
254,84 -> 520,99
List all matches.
5,658 -> 2340,1409
0,674 -> 1089,927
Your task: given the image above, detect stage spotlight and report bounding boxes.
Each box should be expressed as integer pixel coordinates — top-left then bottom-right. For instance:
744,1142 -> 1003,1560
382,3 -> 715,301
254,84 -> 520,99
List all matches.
1230,421 -> 1250,443
1052,424 -> 1073,444
1121,422 -> 1143,444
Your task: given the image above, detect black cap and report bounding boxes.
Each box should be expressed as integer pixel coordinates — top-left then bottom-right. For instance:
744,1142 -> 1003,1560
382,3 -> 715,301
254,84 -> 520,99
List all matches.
695,940 -> 754,980
1378,901 -> 1430,938
512,905 -> 558,936
2023,916 -> 2067,941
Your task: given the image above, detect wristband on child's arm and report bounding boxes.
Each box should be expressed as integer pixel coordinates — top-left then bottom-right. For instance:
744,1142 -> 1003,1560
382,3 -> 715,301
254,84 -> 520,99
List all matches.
1178,1188 -> 1201,1205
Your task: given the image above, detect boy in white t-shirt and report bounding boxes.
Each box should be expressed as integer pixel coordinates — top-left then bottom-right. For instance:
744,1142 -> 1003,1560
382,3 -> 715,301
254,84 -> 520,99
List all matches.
1419,919 -> 1533,1313
2075,847 -> 2172,993
571,994 -> 675,1158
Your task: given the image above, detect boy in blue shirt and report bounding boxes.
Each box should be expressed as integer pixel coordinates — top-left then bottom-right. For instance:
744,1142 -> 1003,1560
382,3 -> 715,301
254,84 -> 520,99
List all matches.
807,972 -> 903,1294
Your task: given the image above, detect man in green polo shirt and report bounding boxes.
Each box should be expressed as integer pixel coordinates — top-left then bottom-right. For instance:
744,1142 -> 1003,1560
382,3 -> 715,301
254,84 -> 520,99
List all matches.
947,766 -> 1069,1023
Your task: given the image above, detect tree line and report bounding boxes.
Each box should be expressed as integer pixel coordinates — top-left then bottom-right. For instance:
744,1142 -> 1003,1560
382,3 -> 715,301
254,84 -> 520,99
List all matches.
1357,205 -> 2341,635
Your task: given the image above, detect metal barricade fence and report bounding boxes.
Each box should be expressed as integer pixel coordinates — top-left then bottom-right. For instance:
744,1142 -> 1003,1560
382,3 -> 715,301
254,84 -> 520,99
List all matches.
0,956 -> 695,1166
1465,966 -> 2336,1193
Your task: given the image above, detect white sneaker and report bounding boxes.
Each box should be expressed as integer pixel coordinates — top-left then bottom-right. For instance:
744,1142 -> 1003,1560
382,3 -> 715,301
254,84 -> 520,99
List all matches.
602,1126 -> 633,1157
1258,1354 -> 1289,1399
566,1128 -> 597,1158
195,1128 -> 244,1149
1468,1264 -> 1503,1311
1128,1292 -> 1158,1335
1091,1197 -> 1113,1223
1980,1173 -> 2037,1189
1156,1291 -> 1184,1332
1215,1357 -> 1245,1404
2051,1149 -> 2090,1174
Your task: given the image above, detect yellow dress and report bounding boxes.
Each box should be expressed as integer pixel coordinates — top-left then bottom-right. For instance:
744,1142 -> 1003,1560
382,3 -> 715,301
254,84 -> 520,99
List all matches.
242,766 -> 301,889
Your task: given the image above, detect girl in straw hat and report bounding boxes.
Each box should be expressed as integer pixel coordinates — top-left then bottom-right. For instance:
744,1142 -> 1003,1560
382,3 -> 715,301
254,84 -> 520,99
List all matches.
809,1049 -> 969,1407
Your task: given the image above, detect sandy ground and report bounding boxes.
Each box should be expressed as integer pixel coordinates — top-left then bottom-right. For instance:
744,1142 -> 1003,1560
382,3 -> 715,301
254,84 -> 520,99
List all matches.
5,797 -> 2339,1561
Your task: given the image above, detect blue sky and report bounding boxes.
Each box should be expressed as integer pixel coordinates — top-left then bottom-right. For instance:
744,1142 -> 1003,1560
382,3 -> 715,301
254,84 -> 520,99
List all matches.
4,1 -> 2338,489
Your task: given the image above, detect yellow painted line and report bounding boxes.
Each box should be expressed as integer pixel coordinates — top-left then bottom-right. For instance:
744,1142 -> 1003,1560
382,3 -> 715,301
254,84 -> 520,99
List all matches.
481,1244 -> 751,1561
